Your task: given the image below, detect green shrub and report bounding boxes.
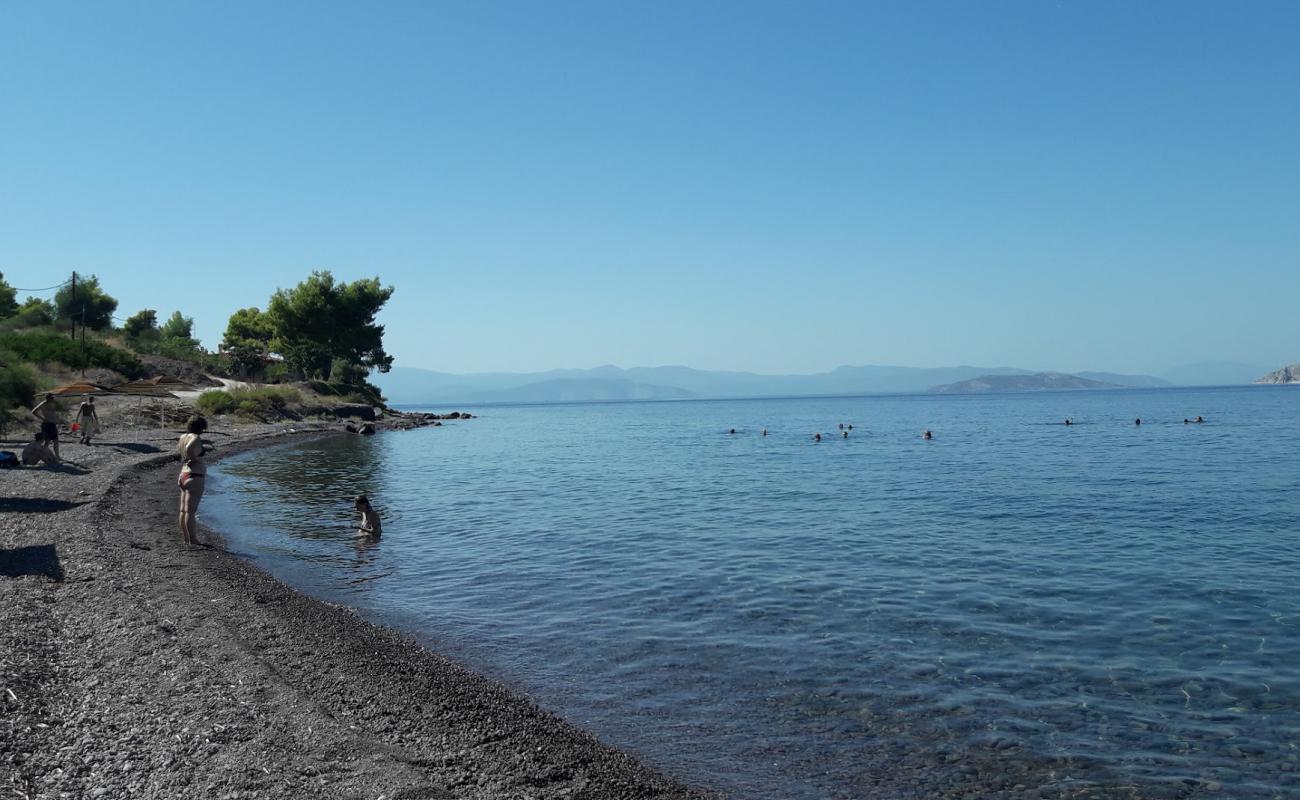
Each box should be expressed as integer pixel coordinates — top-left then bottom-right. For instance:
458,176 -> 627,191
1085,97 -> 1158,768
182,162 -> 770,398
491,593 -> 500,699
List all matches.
196,390 -> 235,416
0,331 -> 145,379
0,350 -> 39,428
306,379 -> 339,396
263,362 -> 292,383
196,386 -> 301,419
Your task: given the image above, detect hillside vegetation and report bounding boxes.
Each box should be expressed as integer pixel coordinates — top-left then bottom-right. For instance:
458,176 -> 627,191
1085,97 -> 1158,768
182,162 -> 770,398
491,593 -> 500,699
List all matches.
0,270 -> 395,425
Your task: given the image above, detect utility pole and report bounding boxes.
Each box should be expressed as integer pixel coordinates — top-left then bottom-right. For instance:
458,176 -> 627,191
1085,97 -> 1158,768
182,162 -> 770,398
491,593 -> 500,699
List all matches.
69,271 -> 77,340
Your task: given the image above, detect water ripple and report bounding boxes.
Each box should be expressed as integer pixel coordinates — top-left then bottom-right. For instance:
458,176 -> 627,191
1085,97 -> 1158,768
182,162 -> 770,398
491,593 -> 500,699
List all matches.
206,387 -> 1300,799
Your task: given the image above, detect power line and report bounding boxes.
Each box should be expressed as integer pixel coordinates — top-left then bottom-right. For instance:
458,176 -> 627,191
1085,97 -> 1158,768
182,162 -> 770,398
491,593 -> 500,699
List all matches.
9,281 -> 70,293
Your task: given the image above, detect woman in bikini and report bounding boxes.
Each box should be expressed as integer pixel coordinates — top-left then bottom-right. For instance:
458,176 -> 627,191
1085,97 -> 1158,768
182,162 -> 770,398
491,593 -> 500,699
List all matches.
177,416 -> 209,545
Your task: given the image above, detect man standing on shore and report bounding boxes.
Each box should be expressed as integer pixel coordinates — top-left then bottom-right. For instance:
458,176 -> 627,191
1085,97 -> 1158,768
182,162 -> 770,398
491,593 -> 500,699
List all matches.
31,393 -> 63,459
75,395 -> 100,444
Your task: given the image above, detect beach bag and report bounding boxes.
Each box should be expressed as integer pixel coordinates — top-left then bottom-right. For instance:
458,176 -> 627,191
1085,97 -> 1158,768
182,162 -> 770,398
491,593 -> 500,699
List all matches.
0,451 -> 18,469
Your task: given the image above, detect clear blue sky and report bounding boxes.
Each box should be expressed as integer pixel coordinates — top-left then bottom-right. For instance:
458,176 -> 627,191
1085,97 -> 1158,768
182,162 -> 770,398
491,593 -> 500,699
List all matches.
2,1 -> 1296,376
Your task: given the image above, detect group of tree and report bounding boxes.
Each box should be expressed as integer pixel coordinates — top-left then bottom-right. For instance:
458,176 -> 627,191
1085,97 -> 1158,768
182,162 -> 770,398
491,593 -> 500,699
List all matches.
0,273 -> 150,421
0,272 -> 120,332
121,308 -> 203,359
221,270 -> 394,388
0,269 -> 395,415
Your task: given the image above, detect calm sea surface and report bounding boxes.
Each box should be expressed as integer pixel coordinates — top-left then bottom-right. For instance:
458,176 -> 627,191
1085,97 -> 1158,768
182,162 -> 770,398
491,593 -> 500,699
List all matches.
205,387 -> 1300,799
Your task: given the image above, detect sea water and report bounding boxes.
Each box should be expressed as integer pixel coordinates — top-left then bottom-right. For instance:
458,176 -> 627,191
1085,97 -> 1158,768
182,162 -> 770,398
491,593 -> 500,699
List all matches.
204,386 -> 1300,799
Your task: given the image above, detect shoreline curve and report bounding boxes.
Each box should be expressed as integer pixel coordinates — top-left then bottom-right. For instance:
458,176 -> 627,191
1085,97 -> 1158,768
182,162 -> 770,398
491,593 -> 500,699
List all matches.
1,423 -> 717,799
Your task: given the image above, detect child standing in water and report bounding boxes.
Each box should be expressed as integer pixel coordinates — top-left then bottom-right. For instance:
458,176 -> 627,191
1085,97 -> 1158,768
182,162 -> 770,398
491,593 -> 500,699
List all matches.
355,495 -> 382,538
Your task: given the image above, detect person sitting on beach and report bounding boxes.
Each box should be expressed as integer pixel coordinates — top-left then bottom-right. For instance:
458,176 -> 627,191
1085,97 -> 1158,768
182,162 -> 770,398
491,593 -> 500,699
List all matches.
30,394 -> 63,459
177,416 -> 209,546
21,432 -> 60,467
355,495 -> 382,538
75,395 -> 100,445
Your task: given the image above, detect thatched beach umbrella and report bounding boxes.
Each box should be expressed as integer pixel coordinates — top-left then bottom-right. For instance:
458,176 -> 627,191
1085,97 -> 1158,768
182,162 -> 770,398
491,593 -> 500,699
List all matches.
112,378 -> 180,397
46,381 -> 113,396
112,377 -> 192,429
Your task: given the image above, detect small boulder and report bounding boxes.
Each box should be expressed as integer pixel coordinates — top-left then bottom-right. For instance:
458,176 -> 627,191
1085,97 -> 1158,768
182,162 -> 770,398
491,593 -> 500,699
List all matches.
335,404 -> 377,421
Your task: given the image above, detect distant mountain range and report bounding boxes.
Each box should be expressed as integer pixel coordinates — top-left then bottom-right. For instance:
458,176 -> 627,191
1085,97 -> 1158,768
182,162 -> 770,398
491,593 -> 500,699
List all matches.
929,372 -> 1122,394
375,360 -> 1270,405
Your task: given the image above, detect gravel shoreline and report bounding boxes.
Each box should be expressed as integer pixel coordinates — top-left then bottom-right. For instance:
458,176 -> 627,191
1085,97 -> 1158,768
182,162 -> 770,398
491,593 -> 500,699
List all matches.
1,423 -> 717,799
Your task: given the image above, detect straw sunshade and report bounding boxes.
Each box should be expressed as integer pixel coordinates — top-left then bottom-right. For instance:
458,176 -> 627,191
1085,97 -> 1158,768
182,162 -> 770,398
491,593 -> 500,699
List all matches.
112,376 -> 196,398
45,381 -> 113,396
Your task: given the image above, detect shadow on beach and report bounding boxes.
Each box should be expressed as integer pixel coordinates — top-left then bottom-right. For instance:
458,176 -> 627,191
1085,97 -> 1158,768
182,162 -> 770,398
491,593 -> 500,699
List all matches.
102,442 -> 164,455
0,543 -> 65,581
0,497 -> 89,513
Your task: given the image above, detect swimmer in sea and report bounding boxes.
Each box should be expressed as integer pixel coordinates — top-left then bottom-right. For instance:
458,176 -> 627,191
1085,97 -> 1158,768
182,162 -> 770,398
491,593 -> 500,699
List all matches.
1184,419 -> 1190,424
842,430 -> 848,438
923,430 -> 933,440
729,428 -> 736,435
355,495 -> 382,538
1196,416 -> 1204,423
813,433 -> 822,442
761,428 -> 768,436
1135,418 -> 1142,426
1064,418 -> 1073,426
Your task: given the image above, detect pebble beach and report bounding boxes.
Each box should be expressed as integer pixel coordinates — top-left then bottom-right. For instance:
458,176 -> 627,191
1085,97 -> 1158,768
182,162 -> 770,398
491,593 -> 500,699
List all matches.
0,420 -> 713,800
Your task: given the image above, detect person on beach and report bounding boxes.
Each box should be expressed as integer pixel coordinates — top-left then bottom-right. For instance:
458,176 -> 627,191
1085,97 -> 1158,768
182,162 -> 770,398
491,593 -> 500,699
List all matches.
75,395 -> 100,444
177,416 -> 208,545
355,495 -> 382,538
21,432 -> 60,466
31,394 -> 63,459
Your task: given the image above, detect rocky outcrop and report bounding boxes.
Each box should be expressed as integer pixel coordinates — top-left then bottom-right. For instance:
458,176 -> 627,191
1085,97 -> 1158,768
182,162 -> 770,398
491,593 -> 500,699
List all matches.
1255,363 -> 1300,384
137,354 -> 223,387
334,403 -> 378,421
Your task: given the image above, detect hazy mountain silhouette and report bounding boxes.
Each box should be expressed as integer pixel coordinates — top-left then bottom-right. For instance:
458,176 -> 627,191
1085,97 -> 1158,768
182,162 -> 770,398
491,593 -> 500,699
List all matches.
930,372 -> 1123,394
377,364 -> 1174,405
